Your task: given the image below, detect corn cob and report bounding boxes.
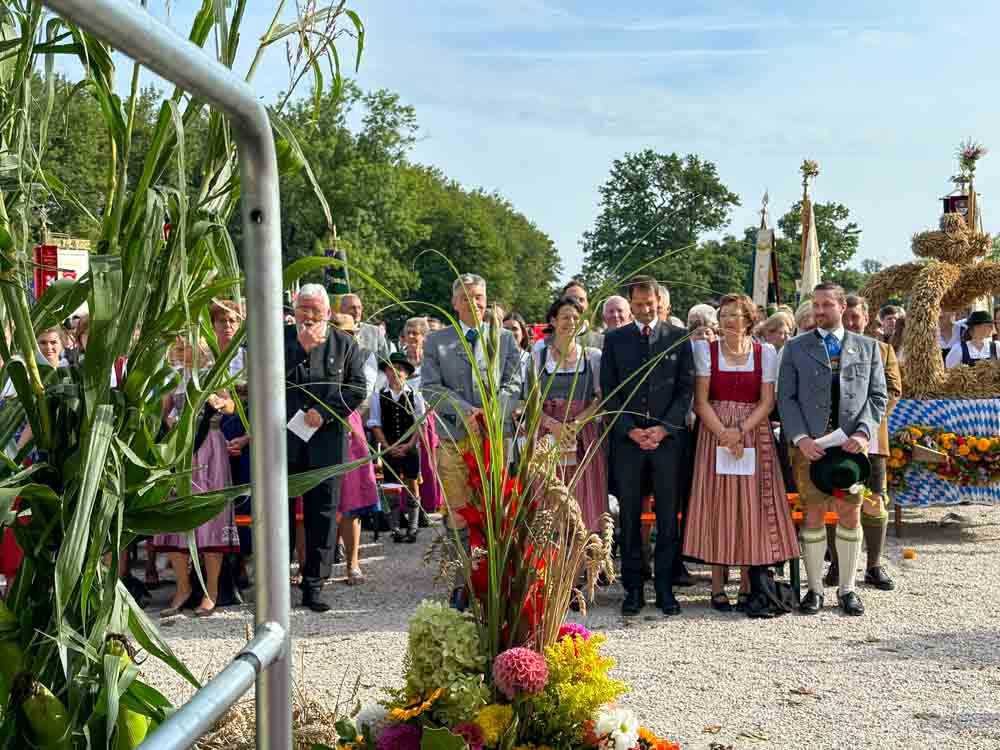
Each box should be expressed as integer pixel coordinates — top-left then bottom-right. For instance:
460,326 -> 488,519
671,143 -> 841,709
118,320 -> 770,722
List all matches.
13,674 -> 72,750
105,636 -> 150,750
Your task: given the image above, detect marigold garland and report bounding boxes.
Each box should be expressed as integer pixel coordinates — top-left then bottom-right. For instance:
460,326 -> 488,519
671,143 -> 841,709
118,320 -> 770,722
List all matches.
888,424 -> 1000,490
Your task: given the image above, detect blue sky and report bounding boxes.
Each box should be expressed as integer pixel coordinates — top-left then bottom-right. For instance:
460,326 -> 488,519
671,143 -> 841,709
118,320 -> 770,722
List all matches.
126,1 -> 1000,280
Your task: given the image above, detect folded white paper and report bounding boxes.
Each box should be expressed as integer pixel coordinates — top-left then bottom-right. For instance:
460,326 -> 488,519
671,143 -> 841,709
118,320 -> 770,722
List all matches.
716,447 -> 756,475
815,428 -> 849,450
287,409 -> 319,442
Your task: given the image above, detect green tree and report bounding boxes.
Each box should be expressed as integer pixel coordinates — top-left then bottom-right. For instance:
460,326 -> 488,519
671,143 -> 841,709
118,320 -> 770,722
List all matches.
404,171 -> 560,327
776,200 -> 861,278
580,149 -> 740,314
278,83 -> 425,311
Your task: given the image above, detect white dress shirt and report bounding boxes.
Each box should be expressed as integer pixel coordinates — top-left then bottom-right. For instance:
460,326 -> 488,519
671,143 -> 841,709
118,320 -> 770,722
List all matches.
945,339 -> 997,369
367,383 -> 426,428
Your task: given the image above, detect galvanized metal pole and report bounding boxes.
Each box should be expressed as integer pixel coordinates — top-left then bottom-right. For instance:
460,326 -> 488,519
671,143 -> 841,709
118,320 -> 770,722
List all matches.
139,625 -> 287,750
39,2 -> 291,748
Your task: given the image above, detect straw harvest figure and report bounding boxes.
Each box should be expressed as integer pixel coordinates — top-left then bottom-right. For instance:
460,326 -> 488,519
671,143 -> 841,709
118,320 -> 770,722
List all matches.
861,210 -> 1000,398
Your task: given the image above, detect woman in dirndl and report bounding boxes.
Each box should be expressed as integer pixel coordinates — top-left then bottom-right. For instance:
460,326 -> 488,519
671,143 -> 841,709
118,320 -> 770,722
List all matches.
530,297 -> 607,533
331,314 -> 381,586
156,339 -> 240,618
683,293 -> 798,617
401,315 -> 442,514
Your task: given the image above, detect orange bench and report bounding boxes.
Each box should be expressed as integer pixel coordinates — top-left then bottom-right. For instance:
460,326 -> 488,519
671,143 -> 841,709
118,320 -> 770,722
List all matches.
638,493 -> 840,593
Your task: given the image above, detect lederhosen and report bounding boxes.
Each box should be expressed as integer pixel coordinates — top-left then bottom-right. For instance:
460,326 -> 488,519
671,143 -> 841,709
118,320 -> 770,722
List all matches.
960,340 -> 998,366
379,387 -> 421,481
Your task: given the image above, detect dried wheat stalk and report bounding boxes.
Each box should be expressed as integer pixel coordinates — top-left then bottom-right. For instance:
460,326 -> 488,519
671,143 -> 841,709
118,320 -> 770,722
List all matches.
911,212 -> 992,265
860,261 -> 927,318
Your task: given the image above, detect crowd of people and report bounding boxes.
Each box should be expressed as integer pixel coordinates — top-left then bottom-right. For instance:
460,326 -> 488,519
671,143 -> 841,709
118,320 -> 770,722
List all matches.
4,269 -> 998,623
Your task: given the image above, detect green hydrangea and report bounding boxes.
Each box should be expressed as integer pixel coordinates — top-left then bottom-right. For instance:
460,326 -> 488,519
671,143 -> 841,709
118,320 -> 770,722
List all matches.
431,672 -> 491,726
405,600 -> 487,702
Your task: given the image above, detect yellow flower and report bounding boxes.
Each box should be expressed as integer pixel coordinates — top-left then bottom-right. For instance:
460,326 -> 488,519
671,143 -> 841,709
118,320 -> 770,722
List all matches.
958,444 -> 971,456
977,438 -> 991,452
477,704 -> 514,747
910,427 -> 923,437
388,687 -> 444,721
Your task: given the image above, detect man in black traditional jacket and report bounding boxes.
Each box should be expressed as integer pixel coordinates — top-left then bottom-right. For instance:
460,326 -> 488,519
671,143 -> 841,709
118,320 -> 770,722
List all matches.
285,283 -> 368,611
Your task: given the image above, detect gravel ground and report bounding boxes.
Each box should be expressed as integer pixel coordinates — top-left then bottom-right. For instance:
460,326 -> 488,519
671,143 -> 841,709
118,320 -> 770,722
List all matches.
144,505 -> 1000,749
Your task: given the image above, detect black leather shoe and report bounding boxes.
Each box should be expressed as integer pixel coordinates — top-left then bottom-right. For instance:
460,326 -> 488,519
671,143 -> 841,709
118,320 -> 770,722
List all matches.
799,590 -> 824,614
823,562 -> 839,588
660,592 -> 681,617
744,593 -> 778,619
301,592 -> 331,613
403,532 -> 418,544
621,588 -> 645,617
837,590 -> 865,616
864,566 -> 895,591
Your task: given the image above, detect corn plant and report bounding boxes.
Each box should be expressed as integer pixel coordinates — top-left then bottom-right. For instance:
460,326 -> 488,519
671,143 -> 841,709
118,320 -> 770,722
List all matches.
0,1 -> 362,747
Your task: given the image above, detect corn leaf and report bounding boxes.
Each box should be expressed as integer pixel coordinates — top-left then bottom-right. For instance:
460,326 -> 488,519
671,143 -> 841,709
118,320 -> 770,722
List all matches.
54,405 -> 114,618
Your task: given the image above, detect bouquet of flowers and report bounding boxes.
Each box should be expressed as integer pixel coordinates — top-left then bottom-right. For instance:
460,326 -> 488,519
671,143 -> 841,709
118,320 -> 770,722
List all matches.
328,305 -> 681,748
888,424 -> 1000,490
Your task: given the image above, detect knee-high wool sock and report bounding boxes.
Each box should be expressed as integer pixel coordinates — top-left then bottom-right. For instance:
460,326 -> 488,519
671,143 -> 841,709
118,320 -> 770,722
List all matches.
836,525 -> 863,595
862,507 -> 889,570
800,527 -> 827,594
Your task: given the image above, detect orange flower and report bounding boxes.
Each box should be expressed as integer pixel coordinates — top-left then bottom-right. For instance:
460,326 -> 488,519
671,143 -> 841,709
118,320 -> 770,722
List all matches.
639,728 -> 659,742
977,438 -> 991,452
958,444 -> 971,456
388,687 -> 444,721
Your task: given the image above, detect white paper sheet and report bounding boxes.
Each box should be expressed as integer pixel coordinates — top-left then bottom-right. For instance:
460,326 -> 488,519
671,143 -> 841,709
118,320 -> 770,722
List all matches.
287,409 -> 319,442
716,447 -> 756,475
815,428 -> 849,450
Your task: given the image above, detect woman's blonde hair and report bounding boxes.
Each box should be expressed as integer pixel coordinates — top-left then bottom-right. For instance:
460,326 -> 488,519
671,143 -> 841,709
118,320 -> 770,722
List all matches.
794,300 -> 814,329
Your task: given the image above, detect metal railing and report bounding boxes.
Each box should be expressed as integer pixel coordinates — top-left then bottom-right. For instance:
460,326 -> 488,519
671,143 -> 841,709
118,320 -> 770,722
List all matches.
40,1 -> 292,748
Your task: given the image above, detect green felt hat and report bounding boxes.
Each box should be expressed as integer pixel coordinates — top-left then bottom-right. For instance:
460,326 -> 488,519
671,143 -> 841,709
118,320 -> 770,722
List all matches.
809,446 -> 871,496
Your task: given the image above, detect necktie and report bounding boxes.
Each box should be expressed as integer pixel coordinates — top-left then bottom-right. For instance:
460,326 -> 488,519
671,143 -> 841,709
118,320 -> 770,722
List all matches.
465,328 -> 480,348
641,325 -> 651,338
823,331 -> 841,360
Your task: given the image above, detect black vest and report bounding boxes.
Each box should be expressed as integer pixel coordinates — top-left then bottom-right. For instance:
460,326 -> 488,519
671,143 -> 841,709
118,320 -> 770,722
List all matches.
961,340 -> 998,366
379,388 -> 416,444
817,331 -> 841,430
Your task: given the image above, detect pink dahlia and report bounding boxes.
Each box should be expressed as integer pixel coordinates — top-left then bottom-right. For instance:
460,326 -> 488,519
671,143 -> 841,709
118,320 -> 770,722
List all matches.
452,721 -> 485,750
377,723 -> 422,750
558,623 -> 592,641
492,647 -> 549,700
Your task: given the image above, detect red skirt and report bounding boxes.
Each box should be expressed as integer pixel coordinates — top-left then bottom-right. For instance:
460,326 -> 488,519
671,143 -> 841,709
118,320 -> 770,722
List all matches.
683,400 -> 799,566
